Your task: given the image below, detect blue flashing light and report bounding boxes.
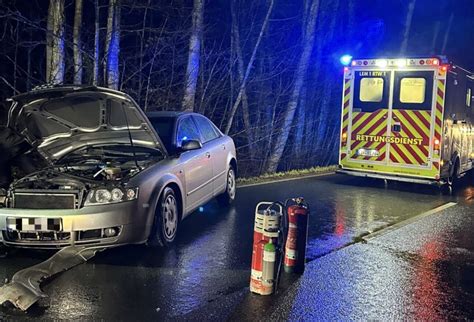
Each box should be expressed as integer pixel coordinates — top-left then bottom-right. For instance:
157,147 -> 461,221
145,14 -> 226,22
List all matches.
340,55 -> 353,66
199,207 -> 204,212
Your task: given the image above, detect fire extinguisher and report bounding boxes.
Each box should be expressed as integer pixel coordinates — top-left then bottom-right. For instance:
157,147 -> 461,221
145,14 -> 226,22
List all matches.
283,197 -> 309,274
250,202 -> 282,295
261,239 -> 276,295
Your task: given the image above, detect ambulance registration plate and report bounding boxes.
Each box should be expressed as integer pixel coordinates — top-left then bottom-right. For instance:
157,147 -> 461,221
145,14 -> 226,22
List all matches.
357,148 -> 380,157
6,217 -> 62,232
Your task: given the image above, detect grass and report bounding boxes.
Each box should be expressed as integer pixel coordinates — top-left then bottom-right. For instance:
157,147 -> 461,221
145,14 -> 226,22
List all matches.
236,165 -> 338,186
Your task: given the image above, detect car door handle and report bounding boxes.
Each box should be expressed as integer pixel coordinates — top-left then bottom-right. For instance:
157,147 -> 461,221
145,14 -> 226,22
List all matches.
206,152 -> 211,158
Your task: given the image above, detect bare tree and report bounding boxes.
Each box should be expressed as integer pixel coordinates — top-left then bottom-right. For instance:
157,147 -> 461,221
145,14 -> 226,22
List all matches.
73,0 -> 83,84
293,0 -> 311,161
430,21 -> 440,54
224,0 -> 274,135
231,0 -> 253,157
400,0 -> 416,55
137,0 -> 151,104
46,0 -> 65,84
93,0 -> 100,85
441,12 -> 454,54
265,0 -> 320,173
182,0 -> 204,111
105,0 -> 121,90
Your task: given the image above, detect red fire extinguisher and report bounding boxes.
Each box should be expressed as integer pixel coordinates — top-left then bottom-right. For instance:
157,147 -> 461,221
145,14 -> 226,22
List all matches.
283,197 -> 309,274
250,202 -> 282,295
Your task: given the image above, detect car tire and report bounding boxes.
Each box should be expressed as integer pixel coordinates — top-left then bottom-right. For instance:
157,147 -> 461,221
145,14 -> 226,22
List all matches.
217,166 -> 236,206
149,187 -> 179,247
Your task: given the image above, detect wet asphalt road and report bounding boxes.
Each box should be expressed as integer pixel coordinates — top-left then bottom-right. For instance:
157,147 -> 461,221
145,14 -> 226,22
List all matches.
0,173 -> 472,320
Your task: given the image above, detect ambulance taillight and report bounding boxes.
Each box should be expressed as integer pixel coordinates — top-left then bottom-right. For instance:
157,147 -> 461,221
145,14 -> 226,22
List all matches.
434,138 -> 441,155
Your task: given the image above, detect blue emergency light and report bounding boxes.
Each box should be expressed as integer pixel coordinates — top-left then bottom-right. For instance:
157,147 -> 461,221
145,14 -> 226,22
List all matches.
340,55 -> 352,66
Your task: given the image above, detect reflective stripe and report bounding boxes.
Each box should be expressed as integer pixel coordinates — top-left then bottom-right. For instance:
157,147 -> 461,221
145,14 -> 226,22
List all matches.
340,78 -> 352,160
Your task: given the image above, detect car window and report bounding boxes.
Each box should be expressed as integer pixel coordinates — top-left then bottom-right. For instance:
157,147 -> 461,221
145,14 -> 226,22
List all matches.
149,117 -> 175,151
177,116 -> 201,146
466,87 -> 472,108
193,115 -> 220,143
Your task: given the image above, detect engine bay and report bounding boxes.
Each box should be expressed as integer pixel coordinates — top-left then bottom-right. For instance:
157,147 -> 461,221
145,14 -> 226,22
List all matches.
0,144 -> 164,208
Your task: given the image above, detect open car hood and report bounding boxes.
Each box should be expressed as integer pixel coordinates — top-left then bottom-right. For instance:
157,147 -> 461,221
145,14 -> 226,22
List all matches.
7,86 -> 165,163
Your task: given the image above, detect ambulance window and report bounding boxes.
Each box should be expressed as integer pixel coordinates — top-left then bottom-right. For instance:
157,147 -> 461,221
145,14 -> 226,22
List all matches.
360,78 -> 384,102
393,71 -> 433,110
466,88 -> 472,108
400,78 -> 426,103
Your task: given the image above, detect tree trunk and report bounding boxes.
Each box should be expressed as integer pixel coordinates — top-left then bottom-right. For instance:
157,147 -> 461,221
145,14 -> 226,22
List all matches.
182,0 -> 204,111
93,0 -> 100,86
265,0 -> 320,173
13,19 -> 19,93
224,0 -> 274,135
315,0 -> 339,153
46,0 -> 65,84
399,0 -> 416,55
105,0 -> 121,90
441,12 -> 454,54
292,0 -> 310,163
231,0 -> 254,158
430,21 -> 440,54
137,0 -> 151,104
73,0 -> 83,84
293,85 -> 306,160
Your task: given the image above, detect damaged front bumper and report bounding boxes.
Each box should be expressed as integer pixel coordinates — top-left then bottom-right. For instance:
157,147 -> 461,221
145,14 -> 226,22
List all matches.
0,201 -> 147,249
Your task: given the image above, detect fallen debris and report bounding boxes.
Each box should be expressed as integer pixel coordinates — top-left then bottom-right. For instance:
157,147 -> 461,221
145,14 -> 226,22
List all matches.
0,246 -> 7,259
0,246 -> 104,311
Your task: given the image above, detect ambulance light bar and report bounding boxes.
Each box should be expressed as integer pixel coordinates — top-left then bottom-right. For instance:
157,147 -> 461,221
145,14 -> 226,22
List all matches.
351,58 -> 440,68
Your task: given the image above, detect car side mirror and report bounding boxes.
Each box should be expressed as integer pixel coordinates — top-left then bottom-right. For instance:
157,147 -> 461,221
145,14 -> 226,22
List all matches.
181,139 -> 202,151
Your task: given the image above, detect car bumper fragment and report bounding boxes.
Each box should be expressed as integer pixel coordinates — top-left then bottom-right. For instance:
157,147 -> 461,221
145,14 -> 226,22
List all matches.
0,245 -> 105,311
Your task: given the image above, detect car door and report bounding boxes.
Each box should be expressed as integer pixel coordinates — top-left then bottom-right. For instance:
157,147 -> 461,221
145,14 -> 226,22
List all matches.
176,116 -> 213,212
192,115 -> 227,196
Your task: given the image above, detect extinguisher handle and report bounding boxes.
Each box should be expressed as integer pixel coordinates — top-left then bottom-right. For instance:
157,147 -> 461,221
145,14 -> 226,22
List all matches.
256,202 -> 283,215
284,197 -> 310,211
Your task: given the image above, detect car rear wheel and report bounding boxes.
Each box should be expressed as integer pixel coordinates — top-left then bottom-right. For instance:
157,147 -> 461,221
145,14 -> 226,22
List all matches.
217,166 -> 236,206
149,187 -> 179,247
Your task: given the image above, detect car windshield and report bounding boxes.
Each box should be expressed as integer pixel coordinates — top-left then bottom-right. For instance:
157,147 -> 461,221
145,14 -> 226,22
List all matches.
148,117 -> 175,152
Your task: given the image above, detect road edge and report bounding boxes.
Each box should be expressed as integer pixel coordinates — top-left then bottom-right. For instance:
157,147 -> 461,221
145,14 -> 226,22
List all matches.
237,172 -> 335,189
362,201 -> 458,241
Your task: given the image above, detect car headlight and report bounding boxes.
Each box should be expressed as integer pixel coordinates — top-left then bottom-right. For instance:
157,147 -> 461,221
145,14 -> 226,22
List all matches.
85,187 -> 138,206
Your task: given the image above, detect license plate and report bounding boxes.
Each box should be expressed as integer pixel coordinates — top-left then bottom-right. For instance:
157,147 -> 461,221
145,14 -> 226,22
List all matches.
357,148 -> 380,157
6,217 -> 62,232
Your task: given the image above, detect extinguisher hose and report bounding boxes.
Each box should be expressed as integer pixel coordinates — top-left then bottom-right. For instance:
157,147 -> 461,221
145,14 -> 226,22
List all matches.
274,199 -> 292,294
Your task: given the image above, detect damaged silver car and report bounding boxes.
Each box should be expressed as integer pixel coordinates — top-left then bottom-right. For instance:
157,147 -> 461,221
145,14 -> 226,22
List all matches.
0,86 -> 237,248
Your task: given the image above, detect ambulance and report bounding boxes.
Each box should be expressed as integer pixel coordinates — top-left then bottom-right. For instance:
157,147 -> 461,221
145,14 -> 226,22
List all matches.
338,57 -> 474,185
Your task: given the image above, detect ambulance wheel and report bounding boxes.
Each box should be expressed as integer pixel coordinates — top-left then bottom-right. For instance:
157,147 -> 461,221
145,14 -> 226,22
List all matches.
149,187 -> 179,247
217,166 -> 236,206
448,159 -> 460,188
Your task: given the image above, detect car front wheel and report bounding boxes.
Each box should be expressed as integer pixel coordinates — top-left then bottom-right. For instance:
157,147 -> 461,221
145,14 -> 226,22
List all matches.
149,187 -> 179,247
217,166 -> 236,206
